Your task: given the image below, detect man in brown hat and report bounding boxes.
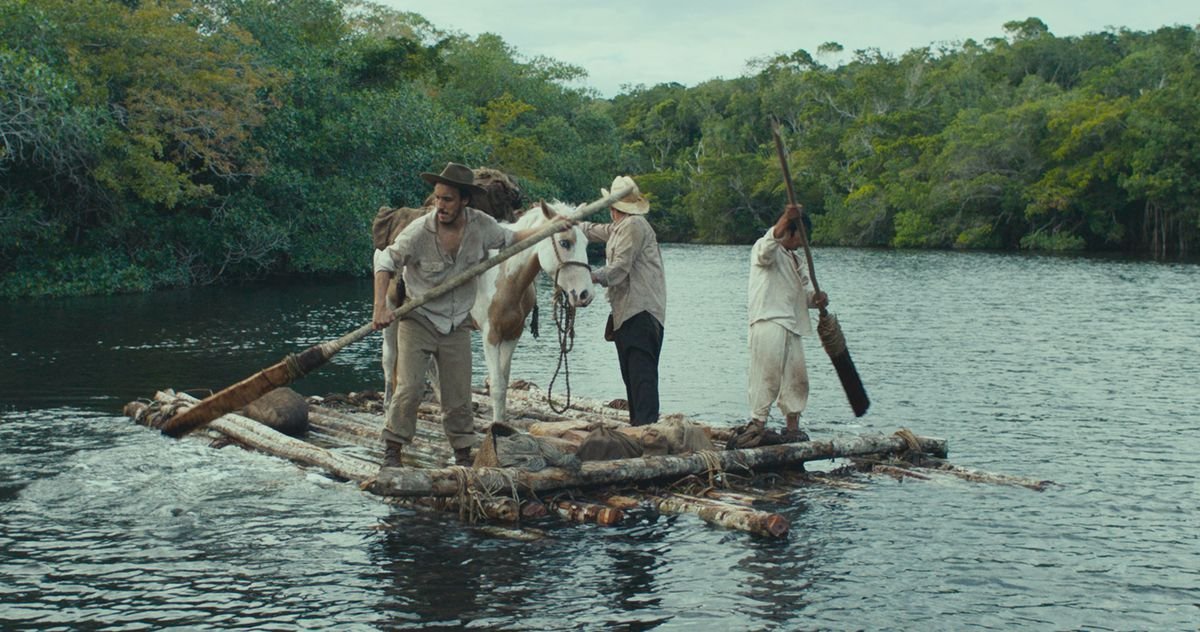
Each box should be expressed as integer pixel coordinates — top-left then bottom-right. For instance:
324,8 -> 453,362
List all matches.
578,175 -> 667,426
371,162 -> 550,469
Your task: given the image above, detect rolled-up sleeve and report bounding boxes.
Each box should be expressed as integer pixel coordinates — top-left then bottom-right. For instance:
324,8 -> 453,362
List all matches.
374,230 -> 413,273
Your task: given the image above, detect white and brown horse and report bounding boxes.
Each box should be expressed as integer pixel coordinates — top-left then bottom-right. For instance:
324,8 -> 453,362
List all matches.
378,201 -> 594,422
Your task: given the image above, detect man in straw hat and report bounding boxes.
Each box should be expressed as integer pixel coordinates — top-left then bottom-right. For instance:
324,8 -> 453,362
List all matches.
746,203 -> 828,441
371,162 -> 557,469
579,176 -> 667,426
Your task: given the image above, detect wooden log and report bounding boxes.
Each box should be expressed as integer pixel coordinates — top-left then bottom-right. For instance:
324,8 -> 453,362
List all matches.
520,500 -> 549,519
307,414 -> 379,446
869,463 -> 932,482
137,395 -> 379,481
401,496 -> 521,522
649,493 -> 790,538
601,495 -> 644,511
502,387 -> 629,417
136,395 -> 529,523
308,405 -> 469,468
699,490 -> 767,506
474,525 -> 547,541
304,420 -> 449,469
369,432 -> 948,498
915,457 -> 1054,491
553,499 -> 625,526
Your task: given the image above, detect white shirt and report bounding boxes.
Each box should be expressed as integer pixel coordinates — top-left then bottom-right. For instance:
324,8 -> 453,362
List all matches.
747,227 -> 816,336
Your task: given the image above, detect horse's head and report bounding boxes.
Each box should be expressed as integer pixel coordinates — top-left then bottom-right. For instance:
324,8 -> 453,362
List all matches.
534,201 -> 594,308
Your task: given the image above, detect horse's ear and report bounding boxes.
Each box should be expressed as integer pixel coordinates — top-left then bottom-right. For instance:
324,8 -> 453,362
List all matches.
539,200 -> 553,219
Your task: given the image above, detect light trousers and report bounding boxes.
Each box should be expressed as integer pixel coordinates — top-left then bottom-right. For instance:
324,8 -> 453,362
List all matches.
748,320 -> 810,421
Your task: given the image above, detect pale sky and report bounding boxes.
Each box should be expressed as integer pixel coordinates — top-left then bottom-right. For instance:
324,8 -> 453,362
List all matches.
379,0 -> 1197,97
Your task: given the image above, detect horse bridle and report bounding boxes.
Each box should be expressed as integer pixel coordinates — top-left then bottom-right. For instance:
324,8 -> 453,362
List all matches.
546,227 -> 590,413
548,231 -> 591,277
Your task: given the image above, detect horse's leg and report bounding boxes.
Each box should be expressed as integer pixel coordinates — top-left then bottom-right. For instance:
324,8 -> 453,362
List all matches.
490,338 -> 519,423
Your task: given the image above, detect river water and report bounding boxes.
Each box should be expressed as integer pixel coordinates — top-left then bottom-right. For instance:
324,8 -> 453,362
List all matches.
1,245 -> 1197,630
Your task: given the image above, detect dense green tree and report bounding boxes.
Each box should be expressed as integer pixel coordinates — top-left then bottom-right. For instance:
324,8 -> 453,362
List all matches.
0,0 -> 278,296
1120,28 -> 1200,257
3,5 -> 1197,298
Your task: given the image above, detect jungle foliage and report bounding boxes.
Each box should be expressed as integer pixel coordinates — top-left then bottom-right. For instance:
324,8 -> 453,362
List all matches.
1,2 -> 1196,297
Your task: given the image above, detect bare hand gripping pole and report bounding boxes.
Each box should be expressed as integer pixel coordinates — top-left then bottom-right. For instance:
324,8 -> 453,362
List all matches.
159,185 -> 634,437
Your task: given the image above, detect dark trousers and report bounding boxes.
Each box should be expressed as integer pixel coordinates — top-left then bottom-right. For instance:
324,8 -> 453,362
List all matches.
613,311 -> 664,426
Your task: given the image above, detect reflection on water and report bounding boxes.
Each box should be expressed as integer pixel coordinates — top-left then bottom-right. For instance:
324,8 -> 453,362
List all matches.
2,248 -> 1198,629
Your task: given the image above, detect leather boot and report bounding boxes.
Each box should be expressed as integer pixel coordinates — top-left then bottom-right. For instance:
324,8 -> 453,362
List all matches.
454,447 -> 473,467
382,440 -> 404,468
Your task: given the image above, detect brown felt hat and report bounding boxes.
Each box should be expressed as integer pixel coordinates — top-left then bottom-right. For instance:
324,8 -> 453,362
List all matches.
419,162 -> 485,199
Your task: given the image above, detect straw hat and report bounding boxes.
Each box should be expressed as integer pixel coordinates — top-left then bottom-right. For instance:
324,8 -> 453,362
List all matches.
601,175 -> 650,215
419,162 -> 485,198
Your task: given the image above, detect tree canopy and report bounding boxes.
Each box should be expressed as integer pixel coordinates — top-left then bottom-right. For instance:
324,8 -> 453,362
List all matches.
2,1 -> 1196,297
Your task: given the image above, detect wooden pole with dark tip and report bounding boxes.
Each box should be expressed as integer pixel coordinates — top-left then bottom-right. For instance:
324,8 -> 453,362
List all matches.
158,185 -> 634,438
771,121 -> 870,417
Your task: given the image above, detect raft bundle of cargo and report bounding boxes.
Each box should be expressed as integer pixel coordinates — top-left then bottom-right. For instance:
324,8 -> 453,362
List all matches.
123,383 -> 1051,539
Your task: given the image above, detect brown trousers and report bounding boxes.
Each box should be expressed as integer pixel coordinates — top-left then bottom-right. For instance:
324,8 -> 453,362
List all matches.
383,317 -> 476,450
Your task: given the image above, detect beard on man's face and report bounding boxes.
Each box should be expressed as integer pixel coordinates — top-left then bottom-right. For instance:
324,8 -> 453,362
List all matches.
437,205 -> 462,224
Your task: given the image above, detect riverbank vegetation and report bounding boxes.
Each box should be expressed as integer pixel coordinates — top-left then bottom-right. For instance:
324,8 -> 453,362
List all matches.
2,0 -> 1197,297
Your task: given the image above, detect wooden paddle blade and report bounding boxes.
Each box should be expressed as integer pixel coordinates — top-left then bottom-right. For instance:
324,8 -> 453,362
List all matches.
828,348 -> 870,417
816,312 -> 869,417
158,362 -> 292,437
159,346 -> 330,437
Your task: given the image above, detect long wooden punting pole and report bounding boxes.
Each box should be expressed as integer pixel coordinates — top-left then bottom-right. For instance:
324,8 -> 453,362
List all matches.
771,122 -> 870,417
158,185 -> 633,438
369,432 -> 947,498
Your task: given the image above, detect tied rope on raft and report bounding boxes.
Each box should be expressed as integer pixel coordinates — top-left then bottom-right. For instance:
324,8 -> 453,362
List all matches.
696,450 -> 727,489
450,465 -> 520,523
893,427 -> 924,459
127,394 -> 208,430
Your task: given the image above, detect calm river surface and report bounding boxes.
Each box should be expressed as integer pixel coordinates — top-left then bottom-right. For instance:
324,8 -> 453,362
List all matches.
2,245 -> 1198,630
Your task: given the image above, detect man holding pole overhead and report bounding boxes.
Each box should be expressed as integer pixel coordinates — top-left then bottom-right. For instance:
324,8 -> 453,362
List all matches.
371,162 -> 551,470
746,203 -> 828,440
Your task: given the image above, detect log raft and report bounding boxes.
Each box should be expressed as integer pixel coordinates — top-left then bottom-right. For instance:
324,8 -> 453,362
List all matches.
123,383 -> 1045,538
367,432 -> 947,498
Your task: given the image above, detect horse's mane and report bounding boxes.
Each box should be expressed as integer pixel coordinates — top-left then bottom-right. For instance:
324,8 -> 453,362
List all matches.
508,200 -> 573,229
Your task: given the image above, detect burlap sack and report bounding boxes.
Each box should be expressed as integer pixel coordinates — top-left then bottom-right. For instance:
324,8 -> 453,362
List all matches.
576,425 -> 644,461
651,418 -> 715,455
242,387 -> 309,437
372,206 -> 427,250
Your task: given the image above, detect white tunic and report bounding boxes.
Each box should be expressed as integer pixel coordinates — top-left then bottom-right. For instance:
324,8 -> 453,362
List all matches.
747,228 -> 816,334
